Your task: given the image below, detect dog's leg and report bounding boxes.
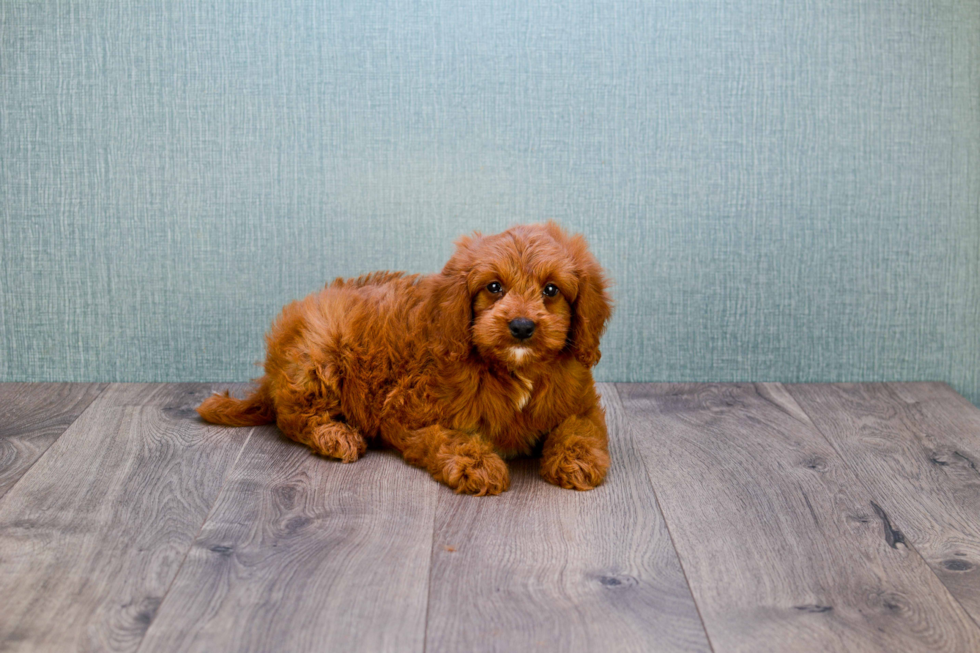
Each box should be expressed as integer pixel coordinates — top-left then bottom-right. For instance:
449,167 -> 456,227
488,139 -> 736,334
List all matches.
539,405 -> 609,491
273,379 -> 367,463
299,417 -> 367,463
391,425 -> 510,496
278,411 -> 366,463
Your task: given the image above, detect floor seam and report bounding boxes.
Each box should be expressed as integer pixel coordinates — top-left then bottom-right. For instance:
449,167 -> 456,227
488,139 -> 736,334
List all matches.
611,383 -> 718,653
420,485 -> 441,653
0,382 -> 111,504
133,388 -> 257,653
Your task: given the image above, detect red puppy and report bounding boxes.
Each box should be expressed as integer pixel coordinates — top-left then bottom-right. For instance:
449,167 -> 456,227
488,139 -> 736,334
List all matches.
198,222 -> 613,495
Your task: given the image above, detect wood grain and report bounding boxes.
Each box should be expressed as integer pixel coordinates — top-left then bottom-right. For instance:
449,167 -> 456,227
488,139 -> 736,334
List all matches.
0,383 -> 253,653
137,427 -> 439,653
0,382 -> 106,500
424,384 -> 711,653
617,383 -> 980,652
786,382 -> 980,623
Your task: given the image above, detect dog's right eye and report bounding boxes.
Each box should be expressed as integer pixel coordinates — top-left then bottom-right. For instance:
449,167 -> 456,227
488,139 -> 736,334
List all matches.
487,281 -> 503,294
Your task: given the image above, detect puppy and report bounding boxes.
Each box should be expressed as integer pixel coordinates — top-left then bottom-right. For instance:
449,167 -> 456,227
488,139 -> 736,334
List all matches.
198,221 -> 613,495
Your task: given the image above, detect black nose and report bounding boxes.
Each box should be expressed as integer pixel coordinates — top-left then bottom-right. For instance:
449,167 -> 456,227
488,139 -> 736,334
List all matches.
508,317 -> 536,340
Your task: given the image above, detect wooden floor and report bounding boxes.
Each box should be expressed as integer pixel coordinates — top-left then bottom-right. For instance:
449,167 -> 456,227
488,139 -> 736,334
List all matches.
2,383 -> 980,652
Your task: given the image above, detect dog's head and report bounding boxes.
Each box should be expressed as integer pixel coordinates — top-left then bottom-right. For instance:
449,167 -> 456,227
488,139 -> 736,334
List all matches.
432,222 -> 612,369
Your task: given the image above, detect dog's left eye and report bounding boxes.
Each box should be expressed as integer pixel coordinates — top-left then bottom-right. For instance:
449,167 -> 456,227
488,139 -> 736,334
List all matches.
543,283 -> 559,297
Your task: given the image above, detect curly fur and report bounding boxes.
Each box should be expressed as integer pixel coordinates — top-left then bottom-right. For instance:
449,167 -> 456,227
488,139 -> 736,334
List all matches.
197,221 -> 613,495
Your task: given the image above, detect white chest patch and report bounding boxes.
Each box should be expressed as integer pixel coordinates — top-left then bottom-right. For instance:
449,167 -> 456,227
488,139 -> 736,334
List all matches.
513,373 -> 533,411
509,346 -> 531,365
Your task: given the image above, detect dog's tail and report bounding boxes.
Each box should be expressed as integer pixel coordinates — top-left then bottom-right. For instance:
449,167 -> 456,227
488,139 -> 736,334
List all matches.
197,381 -> 276,426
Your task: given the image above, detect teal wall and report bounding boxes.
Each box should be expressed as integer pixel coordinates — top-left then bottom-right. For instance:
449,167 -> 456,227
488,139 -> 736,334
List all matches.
2,1 -> 979,404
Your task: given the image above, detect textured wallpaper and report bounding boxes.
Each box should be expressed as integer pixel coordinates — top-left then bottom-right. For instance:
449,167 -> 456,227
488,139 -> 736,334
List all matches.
1,1 -> 978,404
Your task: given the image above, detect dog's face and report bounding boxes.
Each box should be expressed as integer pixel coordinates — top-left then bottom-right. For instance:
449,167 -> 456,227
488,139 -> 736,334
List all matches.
435,222 -> 612,369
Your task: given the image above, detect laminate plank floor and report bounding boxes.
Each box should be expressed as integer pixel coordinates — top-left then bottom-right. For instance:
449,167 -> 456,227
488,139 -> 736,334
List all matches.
0,384 -> 251,652
0,383 -> 106,499
616,383 -> 980,652
1,382 -> 979,652
786,383 -> 980,621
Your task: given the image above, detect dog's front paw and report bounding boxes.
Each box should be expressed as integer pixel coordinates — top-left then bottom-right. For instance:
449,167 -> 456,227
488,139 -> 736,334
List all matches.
434,441 -> 510,496
540,436 -> 609,491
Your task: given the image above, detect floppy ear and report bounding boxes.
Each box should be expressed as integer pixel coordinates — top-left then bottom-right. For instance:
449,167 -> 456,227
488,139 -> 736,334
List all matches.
429,235 -> 477,362
567,233 -> 613,367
